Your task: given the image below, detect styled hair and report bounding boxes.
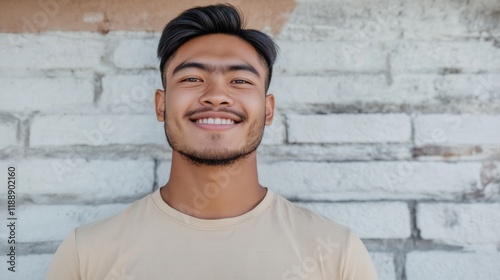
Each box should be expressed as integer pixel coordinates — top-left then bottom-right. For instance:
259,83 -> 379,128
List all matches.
157,4 -> 278,91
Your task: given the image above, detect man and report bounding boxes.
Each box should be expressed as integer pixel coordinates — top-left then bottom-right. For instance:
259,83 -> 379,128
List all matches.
46,4 -> 378,280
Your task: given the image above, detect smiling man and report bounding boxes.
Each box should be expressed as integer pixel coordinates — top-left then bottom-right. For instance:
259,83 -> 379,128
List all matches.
46,4 -> 378,280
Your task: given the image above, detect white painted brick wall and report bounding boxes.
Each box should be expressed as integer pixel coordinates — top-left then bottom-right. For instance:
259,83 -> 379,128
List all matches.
100,72 -> 162,114
0,254 -> 53,280
287,114 -> 411,144
391,42 -> 500,73
30,115 -> 165,146
271,73 -> 500,108
370,253 -> 397,280
156,160 -> 172,187
259,161 -> 481,200
112,37 -> 159,69
415,114 -> 500,146
15,203 -> 128,242
0,159 -> 154,203
300,202 -> 411,239
0,76 -> 95,112
0,33 -> 105,69
257,144 -> 412,161
389,73 -> 500,103
281,0 -> 401,42
261,110 -> 286,145
431,74 -> 500,100
401,0 -> 500,40
389,75 -> 441,103
275,41 -> 386,73
0,117 -> 18,148
406,251 -> 500,280
417,203 -> 500,245
270,75 -> 390,105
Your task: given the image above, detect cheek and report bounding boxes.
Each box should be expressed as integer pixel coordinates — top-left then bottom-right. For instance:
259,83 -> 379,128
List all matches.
239,94 -> 266,118
165,88 -> 195,114
164,91 -> 193,129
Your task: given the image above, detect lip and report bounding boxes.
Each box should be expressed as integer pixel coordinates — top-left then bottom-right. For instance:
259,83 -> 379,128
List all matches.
188,112 -> 242,123
192,122 -> 238,131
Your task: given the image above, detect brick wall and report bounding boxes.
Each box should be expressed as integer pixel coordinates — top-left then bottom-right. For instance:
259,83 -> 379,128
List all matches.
1,0 -> 500,279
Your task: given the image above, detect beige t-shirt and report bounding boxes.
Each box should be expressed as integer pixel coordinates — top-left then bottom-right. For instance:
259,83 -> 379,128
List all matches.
45,188 -> 378,280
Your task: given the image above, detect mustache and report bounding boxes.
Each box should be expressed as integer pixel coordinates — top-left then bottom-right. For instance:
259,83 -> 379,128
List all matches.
184,107 -> 247,122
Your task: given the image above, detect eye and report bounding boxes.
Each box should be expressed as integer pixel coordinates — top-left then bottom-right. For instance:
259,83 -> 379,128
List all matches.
231,79 -> 251,84
182,77 -> 203,82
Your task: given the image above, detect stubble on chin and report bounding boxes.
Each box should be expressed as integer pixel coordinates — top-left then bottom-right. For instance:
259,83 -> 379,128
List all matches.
164,116 -> 265,167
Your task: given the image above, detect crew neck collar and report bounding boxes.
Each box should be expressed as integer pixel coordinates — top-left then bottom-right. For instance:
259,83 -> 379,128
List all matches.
151,187 -> 275,230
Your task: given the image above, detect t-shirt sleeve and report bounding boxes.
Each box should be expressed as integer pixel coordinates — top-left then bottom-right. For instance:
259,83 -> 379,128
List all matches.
45,229 -> 81,280
341,231 -> 378,280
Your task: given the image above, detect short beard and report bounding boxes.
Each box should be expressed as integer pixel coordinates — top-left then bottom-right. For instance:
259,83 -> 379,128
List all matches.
176,145 -> 257,167
164,116 -> 265,167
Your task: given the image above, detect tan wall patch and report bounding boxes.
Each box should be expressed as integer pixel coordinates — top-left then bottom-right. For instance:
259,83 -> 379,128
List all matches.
0,0 -> 296,35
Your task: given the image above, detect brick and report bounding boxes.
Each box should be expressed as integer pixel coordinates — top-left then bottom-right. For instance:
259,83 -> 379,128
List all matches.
391,42 -> 500,73
287,114 -> 411,144
417,203 -> 500,245
299,202 -> 411,239
257,144 -> 412,161
261,111 -> 286,145
275,41 -> 386,73
481,162 -> 500,194
406,251 -> 500,280
0,33 -> 104,69
280,0 -> 401,41
258,161 -> 481,200
390,74 -> 441,103
0,159 -> 154,203
369,253 -> 396,280
156,160 -> 172,188
392,74 -> 500,104
269,74 -> 390,105
0,254 -> 53,280
113,37 -> 159,69
0,117 -> 18,148
415,114 -> 500,146
270,74 -> 500,108
0,77 -> 94,112
432,74 -> 500,100
13,204 -> 128,242
401,0 -> 500,40
30,115 -> 165,146
100,72 -> 162,114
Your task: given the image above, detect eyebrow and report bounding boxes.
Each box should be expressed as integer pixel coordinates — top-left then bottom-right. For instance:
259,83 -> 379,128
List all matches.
172,61 -> 261,78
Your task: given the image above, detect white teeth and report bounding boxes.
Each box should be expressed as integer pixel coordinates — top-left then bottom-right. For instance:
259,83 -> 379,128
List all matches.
196,118 -> 235,125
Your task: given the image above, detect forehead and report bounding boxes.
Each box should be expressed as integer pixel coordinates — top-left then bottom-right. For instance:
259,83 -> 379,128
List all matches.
166,34 -> 266,75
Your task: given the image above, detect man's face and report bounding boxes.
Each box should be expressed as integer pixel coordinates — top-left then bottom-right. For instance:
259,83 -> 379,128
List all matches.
155,34 -> 274,166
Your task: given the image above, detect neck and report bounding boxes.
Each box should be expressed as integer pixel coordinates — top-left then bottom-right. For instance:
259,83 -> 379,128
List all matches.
160,151 -> 267,219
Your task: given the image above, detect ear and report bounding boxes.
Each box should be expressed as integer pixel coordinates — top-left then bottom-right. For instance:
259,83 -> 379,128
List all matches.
264,94 -> 275,126
155,89 -> 166,122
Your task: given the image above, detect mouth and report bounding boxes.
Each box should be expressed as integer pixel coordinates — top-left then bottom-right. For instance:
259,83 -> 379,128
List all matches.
188,110 -> 243,126
189,112 -> 242,131
194,118 -> 236,125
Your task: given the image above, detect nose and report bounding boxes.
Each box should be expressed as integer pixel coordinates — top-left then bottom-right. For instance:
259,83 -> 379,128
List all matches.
199,79 -> 234,107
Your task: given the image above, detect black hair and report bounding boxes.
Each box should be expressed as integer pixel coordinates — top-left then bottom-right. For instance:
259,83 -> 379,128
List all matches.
157,4 -> 278,91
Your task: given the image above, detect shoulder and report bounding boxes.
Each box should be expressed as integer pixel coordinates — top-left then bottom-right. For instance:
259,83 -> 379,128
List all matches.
270,193 -> 379,278
75,191 -> 154,243
271,193 -> 352,244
